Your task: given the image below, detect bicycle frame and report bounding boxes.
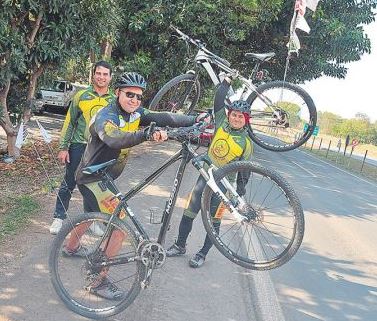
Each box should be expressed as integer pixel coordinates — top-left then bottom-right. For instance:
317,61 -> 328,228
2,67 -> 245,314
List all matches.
195,49 -> 279,106
178,28 -> 290,108
93,141 -> 247,270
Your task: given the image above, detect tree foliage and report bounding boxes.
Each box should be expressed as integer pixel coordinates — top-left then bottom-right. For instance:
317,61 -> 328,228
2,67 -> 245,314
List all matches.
318,110 -> 377,144
1,0 -> 376,156
111,0 -> 376,95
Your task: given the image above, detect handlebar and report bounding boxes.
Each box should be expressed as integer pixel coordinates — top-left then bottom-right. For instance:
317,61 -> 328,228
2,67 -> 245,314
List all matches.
170,25 -> 204,49
144,121 -> 209,144
170,25 -> 232,70
167,122 -> 208,143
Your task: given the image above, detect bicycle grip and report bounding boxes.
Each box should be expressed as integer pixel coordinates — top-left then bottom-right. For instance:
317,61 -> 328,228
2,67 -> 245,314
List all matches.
145,122 -> 156,140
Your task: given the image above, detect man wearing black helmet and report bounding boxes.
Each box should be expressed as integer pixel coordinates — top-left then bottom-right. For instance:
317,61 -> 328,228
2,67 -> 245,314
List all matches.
166,76 -> 253,268
62,72 -> 207,300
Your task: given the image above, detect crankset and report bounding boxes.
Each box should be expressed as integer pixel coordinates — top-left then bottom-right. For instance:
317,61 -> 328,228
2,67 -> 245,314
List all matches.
138,241 -> 166,289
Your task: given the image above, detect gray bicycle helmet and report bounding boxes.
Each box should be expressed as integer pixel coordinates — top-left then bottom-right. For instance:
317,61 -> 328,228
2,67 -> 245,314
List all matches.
115,72 -> 147,90
229,100 -> 250,114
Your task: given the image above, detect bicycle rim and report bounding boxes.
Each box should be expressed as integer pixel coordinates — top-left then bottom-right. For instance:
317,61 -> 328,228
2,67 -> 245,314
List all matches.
150,74 -> 200,114
247,81 -> 317,151
201,161 -> 304,270
49,213 -> 142,319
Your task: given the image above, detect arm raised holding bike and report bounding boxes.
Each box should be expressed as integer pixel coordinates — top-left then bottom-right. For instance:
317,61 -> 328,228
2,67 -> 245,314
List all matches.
166,76 -> 254,268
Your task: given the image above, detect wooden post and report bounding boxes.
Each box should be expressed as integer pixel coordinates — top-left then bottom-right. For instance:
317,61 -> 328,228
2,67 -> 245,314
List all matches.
310,136 -> 315,151
360,150 -> 368,172
318,138 -> 323,151
326,140 -> 332,158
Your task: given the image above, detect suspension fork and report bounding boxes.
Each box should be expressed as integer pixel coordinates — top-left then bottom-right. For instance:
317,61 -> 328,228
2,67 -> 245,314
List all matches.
192,159 -> 247,223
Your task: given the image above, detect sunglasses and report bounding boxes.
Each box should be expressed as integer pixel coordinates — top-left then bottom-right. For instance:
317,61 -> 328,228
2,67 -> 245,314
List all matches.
120,90 -> 143,101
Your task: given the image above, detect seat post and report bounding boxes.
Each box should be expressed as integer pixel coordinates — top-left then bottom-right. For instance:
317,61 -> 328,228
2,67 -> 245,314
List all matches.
98,171 -> 121,196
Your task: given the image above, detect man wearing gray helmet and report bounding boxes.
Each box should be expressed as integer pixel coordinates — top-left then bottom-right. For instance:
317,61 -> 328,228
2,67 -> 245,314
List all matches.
62,72 -> 207,300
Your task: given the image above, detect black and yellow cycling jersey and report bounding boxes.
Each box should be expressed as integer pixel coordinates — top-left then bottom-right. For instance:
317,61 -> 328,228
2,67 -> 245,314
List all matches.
76,100 -> 196,185
207,81 -> 253,167
183,79 -> 253,220
59,86 -> 115,150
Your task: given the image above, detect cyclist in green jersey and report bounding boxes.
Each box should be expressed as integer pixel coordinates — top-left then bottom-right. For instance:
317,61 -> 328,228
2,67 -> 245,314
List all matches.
166,76 -> 253,268
49,61 -> 114,235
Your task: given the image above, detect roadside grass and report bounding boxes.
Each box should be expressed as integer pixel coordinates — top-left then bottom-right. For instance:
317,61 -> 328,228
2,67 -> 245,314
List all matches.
302,146 -> 377,183
0,195 -> 40,242
0,140 -> 62,242
312,133 -> 377,159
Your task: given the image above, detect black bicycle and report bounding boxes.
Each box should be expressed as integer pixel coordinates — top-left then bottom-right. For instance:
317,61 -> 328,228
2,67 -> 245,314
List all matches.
49,123 -> 305,319
150,25 -> 317,152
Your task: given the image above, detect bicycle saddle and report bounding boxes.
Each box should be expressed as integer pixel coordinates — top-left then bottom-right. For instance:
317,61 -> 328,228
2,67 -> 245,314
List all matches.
82,159 -> 117,175
244,52 -> 275,62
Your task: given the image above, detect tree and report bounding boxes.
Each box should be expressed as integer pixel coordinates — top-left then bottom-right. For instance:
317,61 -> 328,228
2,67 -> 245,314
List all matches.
0,0 -> 121,158
355,112 -> 370,122
317,111 -> 343,134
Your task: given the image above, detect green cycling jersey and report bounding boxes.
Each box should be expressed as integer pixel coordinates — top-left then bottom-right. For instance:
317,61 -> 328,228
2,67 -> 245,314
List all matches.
59,86 -> 115,150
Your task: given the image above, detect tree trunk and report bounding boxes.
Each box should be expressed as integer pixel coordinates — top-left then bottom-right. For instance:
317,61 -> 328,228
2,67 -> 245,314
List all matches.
0,78 -> 19,158
101,39 -> 113,60
23,64 -> 45,122
88,50 -> 96,83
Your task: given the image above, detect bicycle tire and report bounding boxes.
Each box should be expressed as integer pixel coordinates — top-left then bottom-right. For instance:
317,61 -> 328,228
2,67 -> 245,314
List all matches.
201,161 -> 304,270
49,212 -> 143,319
149,73 -> 201,114
246,81 -> 317,151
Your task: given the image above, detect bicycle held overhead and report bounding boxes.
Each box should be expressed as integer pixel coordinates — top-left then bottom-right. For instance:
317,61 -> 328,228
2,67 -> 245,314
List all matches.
150,25 -> 317,152
49,122 -> 305,319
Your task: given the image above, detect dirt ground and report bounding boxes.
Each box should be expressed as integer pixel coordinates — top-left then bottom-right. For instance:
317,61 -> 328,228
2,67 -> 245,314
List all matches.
0,113 -> 65,278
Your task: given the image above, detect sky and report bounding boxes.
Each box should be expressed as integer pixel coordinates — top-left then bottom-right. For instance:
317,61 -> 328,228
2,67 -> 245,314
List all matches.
302,19 -> 377,122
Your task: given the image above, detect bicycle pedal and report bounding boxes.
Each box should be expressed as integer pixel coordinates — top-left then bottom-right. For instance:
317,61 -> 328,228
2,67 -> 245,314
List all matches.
149,207 -> 163,224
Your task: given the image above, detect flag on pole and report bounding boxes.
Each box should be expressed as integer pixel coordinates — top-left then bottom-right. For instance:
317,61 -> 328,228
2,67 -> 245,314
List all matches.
288,0 -> 320,54
306,0 -> 320,12
36,119 -> 52,143
15,122 -> 29,149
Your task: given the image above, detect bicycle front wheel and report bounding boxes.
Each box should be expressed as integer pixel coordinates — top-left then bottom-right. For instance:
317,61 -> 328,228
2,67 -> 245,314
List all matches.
247,81 -> 317,151
149,73 -> 201,114
201,161 -> 304,270
49,212 -> 143,319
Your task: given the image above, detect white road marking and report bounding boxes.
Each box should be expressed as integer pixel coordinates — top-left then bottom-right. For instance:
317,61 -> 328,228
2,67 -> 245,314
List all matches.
240,227 -> 286,321
289,160 -> 317,178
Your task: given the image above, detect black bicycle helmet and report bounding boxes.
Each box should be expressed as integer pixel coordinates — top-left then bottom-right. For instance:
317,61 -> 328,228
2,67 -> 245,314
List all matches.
115,72 -> 147,90
229,100 -> 250,114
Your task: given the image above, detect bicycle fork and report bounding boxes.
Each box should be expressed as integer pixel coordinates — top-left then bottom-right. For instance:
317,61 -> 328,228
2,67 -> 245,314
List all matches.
198,166 -> 248,223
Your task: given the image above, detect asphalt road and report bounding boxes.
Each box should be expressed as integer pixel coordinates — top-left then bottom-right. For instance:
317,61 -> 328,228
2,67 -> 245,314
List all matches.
1,113 -> 376,321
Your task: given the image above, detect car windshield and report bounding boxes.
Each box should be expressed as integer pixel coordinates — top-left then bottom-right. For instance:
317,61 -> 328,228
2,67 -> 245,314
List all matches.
52,81 -> 65,92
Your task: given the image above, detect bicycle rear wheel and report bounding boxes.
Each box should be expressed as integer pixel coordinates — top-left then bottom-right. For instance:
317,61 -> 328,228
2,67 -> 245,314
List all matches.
247,81 -> 317,151
201,161 -> 304,270
149,73 -> 200,114
49,212 -> 143,319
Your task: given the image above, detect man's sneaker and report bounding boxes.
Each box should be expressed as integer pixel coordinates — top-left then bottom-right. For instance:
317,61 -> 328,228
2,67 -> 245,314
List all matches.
166,243 -> 186,257
62,245 -> 94,258
89,222 -> 105,237
189,252 -> 206,268
90,278 -> 124,300
49,218 -> 63,235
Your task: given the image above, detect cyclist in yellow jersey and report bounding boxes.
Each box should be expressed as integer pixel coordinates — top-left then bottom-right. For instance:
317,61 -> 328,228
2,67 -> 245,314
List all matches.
49,61 -> 115,235
166,76 -> 254,268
